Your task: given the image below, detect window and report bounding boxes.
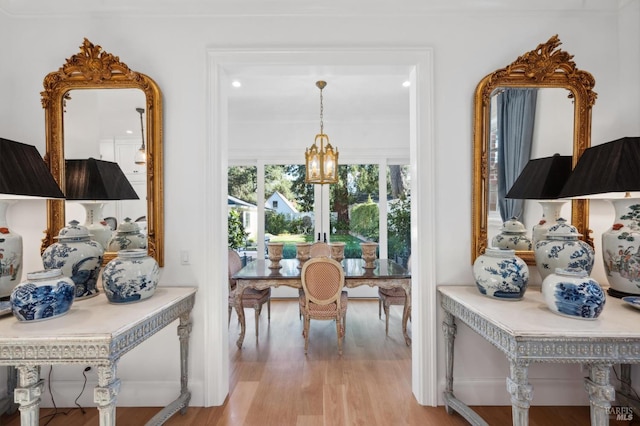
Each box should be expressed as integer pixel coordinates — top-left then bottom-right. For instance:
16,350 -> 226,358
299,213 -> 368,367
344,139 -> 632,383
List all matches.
228,162 -> 410,264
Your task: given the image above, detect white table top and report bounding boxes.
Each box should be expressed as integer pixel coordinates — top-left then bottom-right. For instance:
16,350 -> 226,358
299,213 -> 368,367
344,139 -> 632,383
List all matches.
438,285 -> 640,339
0,287 -> 196,364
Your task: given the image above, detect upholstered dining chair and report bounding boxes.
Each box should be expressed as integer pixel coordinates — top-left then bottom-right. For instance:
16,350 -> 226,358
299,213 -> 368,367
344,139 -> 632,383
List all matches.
228,249 -> 271,337
378,255 -> 411,336
299,257 -> 348,355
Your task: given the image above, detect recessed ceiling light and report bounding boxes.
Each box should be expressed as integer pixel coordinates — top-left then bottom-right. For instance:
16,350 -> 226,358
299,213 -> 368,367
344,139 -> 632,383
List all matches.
231,80 -> 242,88
126,130 -> 133,134
402,81 -> 411,88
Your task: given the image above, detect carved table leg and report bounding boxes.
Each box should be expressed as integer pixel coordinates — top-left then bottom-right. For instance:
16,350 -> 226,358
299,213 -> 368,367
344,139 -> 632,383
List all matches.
14,365 -> 44,426
178,312 -> 193,415
506,360 -> 533,426
443,311 -> 457,415
234,281 -> 248,349
402,282 -> 412,346
94,363 -> 121,426
584,363 -> 615,426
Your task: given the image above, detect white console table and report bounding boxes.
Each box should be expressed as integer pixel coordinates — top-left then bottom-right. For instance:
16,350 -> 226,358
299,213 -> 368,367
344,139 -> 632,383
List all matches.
0,286 -> 196,426
439,285 -> 640,426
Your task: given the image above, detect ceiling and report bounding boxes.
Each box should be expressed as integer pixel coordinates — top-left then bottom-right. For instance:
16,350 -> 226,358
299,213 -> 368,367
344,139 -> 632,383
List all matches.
0,0 -> 622,16
224,65 -> 412,124
6,0 -> 620,126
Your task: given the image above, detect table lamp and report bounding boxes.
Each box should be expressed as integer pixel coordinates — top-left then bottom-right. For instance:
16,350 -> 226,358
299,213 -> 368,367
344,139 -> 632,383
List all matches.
0,137 -> 65,298
65,158 -> 139,250
506,153 -> 572,245
558,136 -> 640,297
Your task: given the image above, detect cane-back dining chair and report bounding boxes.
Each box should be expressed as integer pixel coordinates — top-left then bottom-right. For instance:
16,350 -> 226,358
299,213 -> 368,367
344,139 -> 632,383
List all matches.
299,257 -> 348,355
299,242 -> 332,318
378,255 -> 411,336
309,242 -> 331,257
228,249 -> 271,337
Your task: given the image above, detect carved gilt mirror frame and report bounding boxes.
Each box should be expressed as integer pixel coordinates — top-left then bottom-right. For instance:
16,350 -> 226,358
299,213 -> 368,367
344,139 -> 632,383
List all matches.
472,35 -> 596,264
41,38 -> 164,266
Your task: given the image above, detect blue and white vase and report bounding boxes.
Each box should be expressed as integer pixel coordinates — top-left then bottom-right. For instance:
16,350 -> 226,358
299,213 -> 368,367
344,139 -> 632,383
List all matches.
542,268 -> 606,320
10,269 -> 75,322
491,218 -> 532,251
106,217 -> 147,252
534,218 -> 594,281
473,248 -> 529,300
102,249 -> 159,304
42,220 -> 104,300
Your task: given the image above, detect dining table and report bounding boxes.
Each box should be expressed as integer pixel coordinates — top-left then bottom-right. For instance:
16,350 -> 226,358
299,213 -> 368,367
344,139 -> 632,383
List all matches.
231,257 -> 411,347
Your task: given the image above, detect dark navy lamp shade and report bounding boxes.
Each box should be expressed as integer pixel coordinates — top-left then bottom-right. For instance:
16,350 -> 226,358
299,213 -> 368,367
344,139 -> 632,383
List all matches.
506,154 -> 573,199
0,137 -> 64,198
65,158 -> 139,201
559,137 -> 640,198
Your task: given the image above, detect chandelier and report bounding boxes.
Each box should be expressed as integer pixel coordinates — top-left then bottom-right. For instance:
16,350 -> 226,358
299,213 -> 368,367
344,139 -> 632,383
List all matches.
305,81 -> 338,184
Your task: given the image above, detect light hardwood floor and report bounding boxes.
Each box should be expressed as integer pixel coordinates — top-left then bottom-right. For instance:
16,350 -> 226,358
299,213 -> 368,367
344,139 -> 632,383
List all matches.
0,299 -> 622,425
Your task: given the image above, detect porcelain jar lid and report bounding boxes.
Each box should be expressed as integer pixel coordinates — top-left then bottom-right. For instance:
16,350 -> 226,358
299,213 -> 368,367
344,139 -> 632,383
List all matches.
55,220 -> 91,240
500,218 -> 527,234
484,247 -> 516,257
116,217 -> 141,234
117,248 -> 147,258
545,218 -> 581,240
553,267 -> 589,278
26,269 -> 63,280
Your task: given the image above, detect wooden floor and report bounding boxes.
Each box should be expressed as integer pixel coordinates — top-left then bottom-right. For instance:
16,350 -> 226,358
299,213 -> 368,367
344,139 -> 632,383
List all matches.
0,299 -> 621,425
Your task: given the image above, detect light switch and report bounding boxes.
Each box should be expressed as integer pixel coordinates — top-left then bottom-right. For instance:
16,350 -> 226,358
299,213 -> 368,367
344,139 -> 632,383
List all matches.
180,250 -> 190,265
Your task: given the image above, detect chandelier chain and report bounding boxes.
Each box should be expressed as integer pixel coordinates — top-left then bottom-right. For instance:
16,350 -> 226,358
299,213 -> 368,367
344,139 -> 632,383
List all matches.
319,86 -> 324,135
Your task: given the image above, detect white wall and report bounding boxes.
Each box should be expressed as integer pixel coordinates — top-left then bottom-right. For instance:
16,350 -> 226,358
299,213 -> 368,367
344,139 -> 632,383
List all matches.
0,2 -> 637,409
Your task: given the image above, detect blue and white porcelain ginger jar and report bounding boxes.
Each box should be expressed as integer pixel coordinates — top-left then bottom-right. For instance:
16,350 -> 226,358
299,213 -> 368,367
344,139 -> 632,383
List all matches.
542,268 -> 606,320
534,218 -> 594,281
42,220 -> 104,300
491,218 -> 532,251
106,217 -> 147,252
102,249 -> 159,304
473,248 -> 529,300
10,269 -> 75,322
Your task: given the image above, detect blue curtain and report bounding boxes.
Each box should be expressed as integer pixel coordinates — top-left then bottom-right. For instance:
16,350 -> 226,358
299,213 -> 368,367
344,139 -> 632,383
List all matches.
497,88 -> 538,222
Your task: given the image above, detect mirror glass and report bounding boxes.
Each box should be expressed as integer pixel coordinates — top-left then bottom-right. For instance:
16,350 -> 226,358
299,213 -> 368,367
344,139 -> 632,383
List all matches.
486,88 -> 574,246
64,89 -> 148,240
41,38 -> 164,266
472,35 -> 596,264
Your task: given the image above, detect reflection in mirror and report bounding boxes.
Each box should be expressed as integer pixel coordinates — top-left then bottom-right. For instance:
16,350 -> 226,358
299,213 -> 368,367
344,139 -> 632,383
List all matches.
41,38 -> 164,266
64,89 -> 148,247
472,35 -> 596,264
487,88 -> 574,248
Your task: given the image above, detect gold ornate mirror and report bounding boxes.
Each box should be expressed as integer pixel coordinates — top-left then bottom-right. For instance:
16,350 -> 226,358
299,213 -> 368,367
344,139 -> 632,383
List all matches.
41,38 -> 164,266
472,35 -> 596,264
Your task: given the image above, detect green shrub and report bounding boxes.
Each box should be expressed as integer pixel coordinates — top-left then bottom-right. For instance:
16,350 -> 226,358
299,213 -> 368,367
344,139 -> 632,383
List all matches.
351,197 -> 379,241
228,210 -> 248,249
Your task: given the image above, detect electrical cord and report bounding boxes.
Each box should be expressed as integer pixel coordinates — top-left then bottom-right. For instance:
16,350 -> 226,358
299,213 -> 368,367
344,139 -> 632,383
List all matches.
74,367 -> 90,414
40,366 -> 90,425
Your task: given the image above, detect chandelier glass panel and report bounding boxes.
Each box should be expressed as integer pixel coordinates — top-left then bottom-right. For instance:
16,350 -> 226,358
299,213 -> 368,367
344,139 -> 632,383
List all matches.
305,81 -> 339,184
